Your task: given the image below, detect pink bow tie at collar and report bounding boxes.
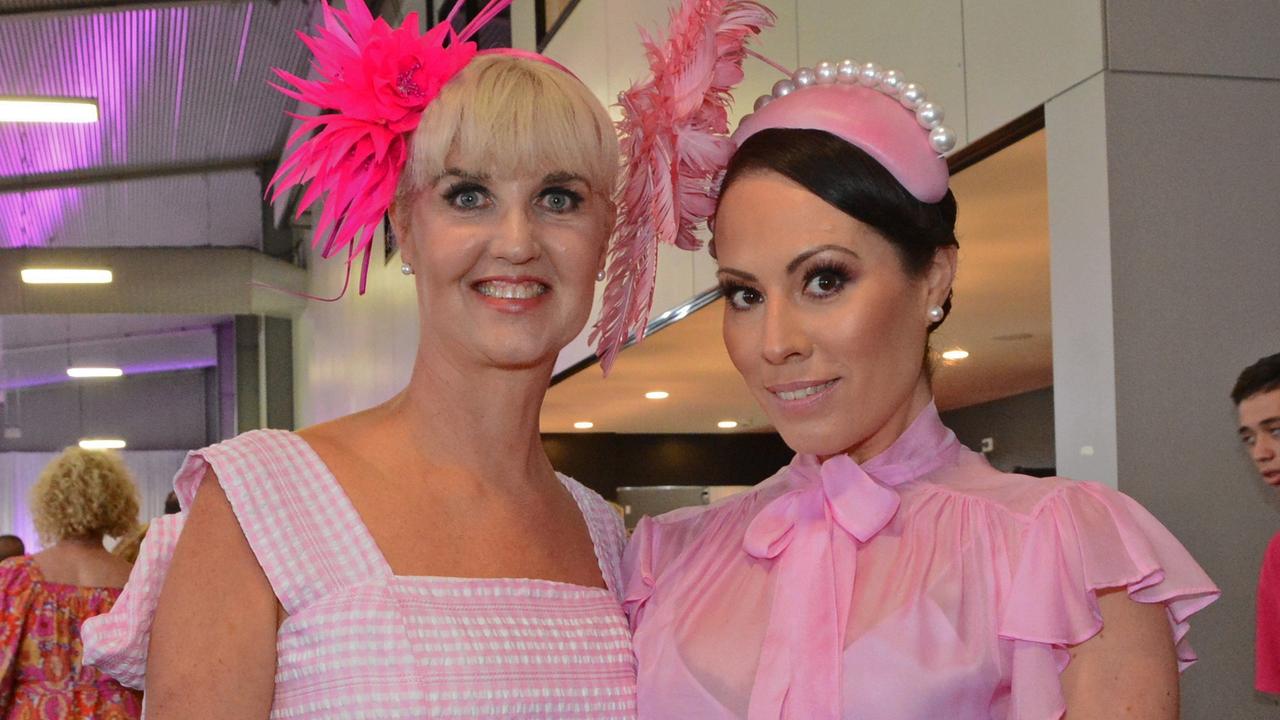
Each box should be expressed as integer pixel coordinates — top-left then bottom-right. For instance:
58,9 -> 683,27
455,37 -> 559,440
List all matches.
741,453 -> 915,720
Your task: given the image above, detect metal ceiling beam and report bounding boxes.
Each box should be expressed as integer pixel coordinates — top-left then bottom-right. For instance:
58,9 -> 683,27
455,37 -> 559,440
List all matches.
0,0 -> 265,19
0,156 -> 268,194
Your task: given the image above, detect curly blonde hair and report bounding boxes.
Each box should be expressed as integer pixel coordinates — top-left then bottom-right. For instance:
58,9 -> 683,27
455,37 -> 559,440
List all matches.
30,447 -> 140,544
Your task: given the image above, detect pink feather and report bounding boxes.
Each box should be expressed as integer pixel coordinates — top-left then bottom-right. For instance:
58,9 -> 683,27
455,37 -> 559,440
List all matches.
591,0 -> 774,374
266,1 -> 516,296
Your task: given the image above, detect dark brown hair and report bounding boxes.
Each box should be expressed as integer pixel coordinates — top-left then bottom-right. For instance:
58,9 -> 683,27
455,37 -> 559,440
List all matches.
1233,352 -> 1280,405
717,128 -> 959,330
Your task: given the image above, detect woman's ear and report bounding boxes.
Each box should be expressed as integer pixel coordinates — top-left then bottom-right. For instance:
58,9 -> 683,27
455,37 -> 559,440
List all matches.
389,199 -> 413,266
925,246 -> 958,308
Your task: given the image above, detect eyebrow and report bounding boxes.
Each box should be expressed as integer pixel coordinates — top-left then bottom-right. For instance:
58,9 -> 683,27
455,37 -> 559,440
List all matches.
434,168 -> 491,184
1240,416 -> 1280,434
786,244 -> 860,274
716,244 -> 860,283
542,171 -> 586,186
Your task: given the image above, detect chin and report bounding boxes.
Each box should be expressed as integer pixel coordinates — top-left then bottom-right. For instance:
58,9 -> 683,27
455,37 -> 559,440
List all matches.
773,422 -> 860,459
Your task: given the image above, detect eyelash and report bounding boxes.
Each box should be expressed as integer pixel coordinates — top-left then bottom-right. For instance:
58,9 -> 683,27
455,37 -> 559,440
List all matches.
719,260 -> 854,312
802,261 -> 853,297
441,183 -> 585,213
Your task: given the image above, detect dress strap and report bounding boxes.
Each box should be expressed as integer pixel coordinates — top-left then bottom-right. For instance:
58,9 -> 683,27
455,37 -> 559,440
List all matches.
173,430 -> 387,615
557,475 -> 628,599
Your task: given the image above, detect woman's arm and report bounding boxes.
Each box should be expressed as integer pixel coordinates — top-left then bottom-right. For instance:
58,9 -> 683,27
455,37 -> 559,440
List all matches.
1061,587 -> 1179,719
145,469 -> 279,719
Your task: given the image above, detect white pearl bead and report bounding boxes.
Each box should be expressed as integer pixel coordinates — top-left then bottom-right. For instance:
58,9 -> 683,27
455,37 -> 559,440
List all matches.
753,94 -> 773,112
814,61 -> 838,85
899,83 -> 926,110
858,62 -> 882,86
916,101 -> 944,129
772,79 -> 796,97
836,59 -> 859,83
929,126 -> 957,154
792,67 -> 817,88
879,70 -> 905,96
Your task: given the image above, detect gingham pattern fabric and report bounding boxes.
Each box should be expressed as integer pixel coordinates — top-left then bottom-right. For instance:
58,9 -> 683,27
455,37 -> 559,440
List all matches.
83,430 -> 637,718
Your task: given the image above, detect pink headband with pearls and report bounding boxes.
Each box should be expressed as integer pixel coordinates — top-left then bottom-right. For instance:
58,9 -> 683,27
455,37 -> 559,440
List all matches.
735,59 -> 955,202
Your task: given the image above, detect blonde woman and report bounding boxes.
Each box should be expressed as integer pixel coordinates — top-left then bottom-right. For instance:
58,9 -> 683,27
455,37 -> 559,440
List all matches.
83,3 -> 635,718
0,448 -> 142,718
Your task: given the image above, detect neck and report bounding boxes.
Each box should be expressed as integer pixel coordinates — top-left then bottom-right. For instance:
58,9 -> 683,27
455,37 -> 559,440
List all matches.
388,343 -> 557,489
55,534 -> 105,550
843,375 -> 934,465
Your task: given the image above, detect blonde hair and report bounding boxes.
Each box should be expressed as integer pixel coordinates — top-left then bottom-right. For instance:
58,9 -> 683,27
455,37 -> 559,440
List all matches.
111,521 -> 149,564
398,54 -> 619,204
30,447 -> 140,544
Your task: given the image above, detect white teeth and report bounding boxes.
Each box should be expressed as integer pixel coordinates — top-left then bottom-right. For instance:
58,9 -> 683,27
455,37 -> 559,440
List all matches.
476,281 -> 548,299
775,380 -> 836,401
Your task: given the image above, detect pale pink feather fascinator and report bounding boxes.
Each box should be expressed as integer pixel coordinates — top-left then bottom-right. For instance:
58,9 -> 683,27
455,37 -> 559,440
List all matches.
267,0 -> 567,297
590,0 -> 776,374
594,0 -> 958,370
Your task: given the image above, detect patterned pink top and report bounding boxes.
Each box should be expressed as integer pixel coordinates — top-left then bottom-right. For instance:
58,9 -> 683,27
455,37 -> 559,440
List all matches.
82,430 -> 637,718
625,402 -> 1219,719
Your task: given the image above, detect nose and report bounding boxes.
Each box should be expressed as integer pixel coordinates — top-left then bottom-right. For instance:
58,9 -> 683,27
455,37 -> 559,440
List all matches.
760,297 -> 810,366
1254,433 -> 1279,464
490,204 -> 541,265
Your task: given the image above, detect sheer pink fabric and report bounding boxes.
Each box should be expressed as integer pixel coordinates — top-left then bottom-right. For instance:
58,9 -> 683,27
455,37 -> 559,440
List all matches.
625,403 -> 1219,719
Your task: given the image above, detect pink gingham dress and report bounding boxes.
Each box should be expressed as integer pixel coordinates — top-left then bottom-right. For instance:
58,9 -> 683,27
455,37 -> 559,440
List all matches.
82,430 -> 637,718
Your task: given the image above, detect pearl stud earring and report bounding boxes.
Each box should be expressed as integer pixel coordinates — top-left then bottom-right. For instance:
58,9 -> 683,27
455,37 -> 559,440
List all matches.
596,270 -> 607,282
401,262 -> 414,276
928,305 -> 945,322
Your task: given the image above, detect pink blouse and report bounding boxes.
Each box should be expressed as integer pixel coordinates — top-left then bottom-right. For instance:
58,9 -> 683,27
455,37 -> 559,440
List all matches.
624,403 -> 1219,719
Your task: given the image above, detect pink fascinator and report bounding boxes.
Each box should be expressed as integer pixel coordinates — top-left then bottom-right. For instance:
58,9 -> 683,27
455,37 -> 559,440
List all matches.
594,0 -> 957,370
268,0 -> 532,296
591,0 -> 776,374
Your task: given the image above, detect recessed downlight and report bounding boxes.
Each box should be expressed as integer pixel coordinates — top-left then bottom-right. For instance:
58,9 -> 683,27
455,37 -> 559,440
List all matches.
941,349 -> 970,361
67,367 -> 123,378
573,421 -> 594,430
717,420 -> 739,429
79,438 -> 126,450
21,268 -> 113,284
644,391 -> 670,400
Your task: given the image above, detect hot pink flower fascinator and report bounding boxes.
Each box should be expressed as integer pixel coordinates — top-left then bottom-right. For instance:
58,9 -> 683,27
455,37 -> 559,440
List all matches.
268,0 -> 569,296
593,0 -> 957,370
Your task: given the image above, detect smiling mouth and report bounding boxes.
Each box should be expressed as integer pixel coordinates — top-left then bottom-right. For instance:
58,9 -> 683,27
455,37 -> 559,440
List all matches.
771,379 -> 838,401
473,280 -> 549,299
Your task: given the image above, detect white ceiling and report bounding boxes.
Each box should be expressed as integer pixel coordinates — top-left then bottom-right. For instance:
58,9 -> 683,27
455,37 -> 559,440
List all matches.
541,130 -> 1052,434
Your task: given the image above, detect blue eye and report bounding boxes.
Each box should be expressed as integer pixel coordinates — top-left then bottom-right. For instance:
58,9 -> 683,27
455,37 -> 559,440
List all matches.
538,188 -> 584,213
444,183 -> 490,210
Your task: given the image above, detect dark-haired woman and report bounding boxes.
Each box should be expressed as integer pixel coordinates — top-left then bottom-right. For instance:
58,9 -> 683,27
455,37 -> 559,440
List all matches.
618,48 -> 1220,720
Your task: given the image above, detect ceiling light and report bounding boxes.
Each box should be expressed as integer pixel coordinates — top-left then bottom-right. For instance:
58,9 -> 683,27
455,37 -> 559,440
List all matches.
573,421 -> 594,429
67,367 -> 123,378
941,349 -> 970,361
21,268 -> 113,284
644,391 -> 670,400
0,97 -> 98,123
717,420 -> 739,429
79,438 -> 126,450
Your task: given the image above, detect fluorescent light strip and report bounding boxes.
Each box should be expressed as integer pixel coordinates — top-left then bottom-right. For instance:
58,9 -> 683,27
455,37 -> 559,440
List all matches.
21,268 -> 113,284
79,438 -> 126,450
67,367 -> 123,378
0,98 -> 99,124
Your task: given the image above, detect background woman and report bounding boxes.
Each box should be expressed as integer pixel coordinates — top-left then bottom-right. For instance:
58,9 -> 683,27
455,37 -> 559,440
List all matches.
608,4 -> 1220,716
0,447 -> 142,718
82,3 -> 635,718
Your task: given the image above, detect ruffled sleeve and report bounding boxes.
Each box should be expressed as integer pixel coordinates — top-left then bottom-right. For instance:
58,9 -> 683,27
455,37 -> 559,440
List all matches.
81,513 -> 185,690
999,481 -> 1219,719
621,516 -> 658,633
0,558 -> 36,706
